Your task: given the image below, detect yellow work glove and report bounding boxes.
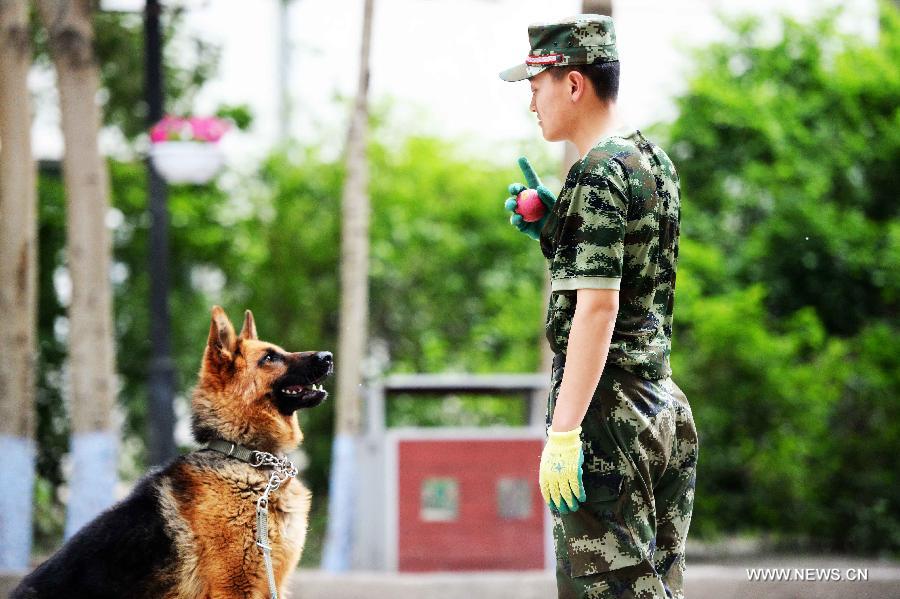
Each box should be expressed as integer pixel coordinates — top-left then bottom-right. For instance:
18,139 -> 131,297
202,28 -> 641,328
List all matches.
539,426 -> 587,514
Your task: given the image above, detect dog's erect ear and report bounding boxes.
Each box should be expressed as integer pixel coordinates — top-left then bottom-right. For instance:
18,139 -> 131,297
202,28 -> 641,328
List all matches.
239,309 -> 258,341
207,305 -> 236,363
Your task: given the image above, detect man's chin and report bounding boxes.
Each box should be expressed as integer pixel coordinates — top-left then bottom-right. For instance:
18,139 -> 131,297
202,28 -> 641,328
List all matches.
540,129 -> 561,143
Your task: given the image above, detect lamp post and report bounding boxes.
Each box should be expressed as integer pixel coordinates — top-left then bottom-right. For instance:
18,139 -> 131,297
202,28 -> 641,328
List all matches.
144,0 -> 176,467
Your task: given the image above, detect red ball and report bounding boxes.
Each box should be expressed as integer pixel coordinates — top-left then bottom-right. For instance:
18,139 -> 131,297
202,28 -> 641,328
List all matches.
516,188 -> 546,222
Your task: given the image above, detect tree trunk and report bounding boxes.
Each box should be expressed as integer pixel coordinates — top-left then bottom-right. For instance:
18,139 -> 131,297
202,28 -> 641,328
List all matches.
323,0 -> 375,572
35,0 -> 118,539
335,0 -> 374,437
0,0 -> 38,570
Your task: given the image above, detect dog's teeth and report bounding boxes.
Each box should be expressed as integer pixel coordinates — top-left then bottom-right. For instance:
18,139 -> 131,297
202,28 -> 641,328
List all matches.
284,384 -> 325,396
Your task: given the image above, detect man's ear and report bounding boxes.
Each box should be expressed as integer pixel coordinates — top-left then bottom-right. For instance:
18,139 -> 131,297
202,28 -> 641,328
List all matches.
207,305 -> 236,364
567,70 -> 586,102
239,309 -> 258,340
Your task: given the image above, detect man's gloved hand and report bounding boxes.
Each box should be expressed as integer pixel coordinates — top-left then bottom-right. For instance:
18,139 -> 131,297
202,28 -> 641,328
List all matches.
504,157 -> 557,240
539,426 -> 587,514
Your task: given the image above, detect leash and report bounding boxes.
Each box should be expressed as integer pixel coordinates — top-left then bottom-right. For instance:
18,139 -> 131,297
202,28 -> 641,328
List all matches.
206,439 -> 298,599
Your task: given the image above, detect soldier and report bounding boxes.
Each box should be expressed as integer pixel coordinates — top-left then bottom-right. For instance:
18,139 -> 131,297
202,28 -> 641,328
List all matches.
500,15 -> 699,599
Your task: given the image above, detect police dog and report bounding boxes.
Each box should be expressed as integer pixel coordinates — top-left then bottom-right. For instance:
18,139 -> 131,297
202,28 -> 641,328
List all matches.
13,306 -> 332,598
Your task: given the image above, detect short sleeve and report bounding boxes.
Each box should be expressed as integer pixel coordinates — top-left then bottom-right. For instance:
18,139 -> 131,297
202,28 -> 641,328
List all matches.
549,158 -> 628,292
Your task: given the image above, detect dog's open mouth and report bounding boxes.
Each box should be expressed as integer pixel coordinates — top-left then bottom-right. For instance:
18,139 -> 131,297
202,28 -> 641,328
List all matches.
273,376 -> 329,414
279,383 -> 326,401
272,351 -> 333,414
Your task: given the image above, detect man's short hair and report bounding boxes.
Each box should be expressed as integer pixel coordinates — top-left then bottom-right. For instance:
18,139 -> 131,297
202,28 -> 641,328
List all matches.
549,61 -> 620,102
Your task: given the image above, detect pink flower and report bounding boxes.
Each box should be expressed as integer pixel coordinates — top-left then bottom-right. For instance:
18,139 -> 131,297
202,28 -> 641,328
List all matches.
149,115 -> 230,143
189,116 -> 230,142
149,125 -> 168,142
150,115 -> 183,142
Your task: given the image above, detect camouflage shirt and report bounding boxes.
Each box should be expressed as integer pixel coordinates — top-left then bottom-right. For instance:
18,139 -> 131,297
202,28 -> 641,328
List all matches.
540,129 -> 681,380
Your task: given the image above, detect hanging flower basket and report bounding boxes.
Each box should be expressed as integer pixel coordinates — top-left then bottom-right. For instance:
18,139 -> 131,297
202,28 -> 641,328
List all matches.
149,115 -> 230,184
150,141 -> 224,184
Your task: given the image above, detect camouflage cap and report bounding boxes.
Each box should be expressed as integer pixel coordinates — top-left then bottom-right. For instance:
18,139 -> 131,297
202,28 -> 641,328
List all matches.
499,14 -> 618,82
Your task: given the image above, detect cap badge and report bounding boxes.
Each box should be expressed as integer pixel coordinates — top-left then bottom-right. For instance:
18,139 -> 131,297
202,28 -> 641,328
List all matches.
525,53 -> 564,66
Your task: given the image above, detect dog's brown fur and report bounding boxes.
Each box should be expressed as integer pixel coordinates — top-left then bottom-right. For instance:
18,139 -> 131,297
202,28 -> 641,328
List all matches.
13,306 -> 331,599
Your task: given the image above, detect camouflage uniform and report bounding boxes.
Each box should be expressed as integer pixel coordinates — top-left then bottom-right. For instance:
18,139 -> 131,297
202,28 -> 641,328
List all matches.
501,15 -> 698,598
542,131 -> 698,599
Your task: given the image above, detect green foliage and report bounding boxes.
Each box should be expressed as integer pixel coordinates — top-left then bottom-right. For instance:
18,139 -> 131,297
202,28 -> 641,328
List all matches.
216,104 -> 254,131
387,393 -> 527,429
32,165 -> 69,546
669,6 -> 899,335
667,3 -> 900,553
820,323 -> 900,553
367,136 -> 547,374
673,243 -> 845,538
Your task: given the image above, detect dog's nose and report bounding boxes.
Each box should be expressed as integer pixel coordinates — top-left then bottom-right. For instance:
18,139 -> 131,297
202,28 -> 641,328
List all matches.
316,352 -> 333,372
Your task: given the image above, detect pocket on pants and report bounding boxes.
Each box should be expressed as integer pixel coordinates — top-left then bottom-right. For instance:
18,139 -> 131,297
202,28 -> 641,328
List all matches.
559,471 -> 645,577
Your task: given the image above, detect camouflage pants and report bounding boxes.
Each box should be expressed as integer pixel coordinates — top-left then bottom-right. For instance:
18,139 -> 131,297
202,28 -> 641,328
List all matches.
547,355 -> 698,599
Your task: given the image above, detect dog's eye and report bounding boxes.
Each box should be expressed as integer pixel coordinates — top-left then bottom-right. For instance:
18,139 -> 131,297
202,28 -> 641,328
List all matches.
260,352 -> 282,366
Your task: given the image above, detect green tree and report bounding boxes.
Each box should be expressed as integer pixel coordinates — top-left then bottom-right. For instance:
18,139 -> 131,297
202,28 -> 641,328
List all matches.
666,3 -> 900,553
668,6 -> 898,335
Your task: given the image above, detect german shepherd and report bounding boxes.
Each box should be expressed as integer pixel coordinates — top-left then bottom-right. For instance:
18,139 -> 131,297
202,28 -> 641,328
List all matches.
13,306 -> 332,598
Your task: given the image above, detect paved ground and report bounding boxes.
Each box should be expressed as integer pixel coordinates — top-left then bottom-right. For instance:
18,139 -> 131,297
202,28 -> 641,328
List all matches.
4,556 -> 899,598
287,558 -> 900,599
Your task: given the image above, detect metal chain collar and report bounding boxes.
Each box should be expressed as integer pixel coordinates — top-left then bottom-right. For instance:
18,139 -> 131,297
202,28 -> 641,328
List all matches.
251,450 -> 299,511
250,450 -> 298,599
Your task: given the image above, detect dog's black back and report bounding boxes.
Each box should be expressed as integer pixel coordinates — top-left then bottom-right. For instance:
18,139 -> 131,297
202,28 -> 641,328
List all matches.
12,468 -> 177,599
